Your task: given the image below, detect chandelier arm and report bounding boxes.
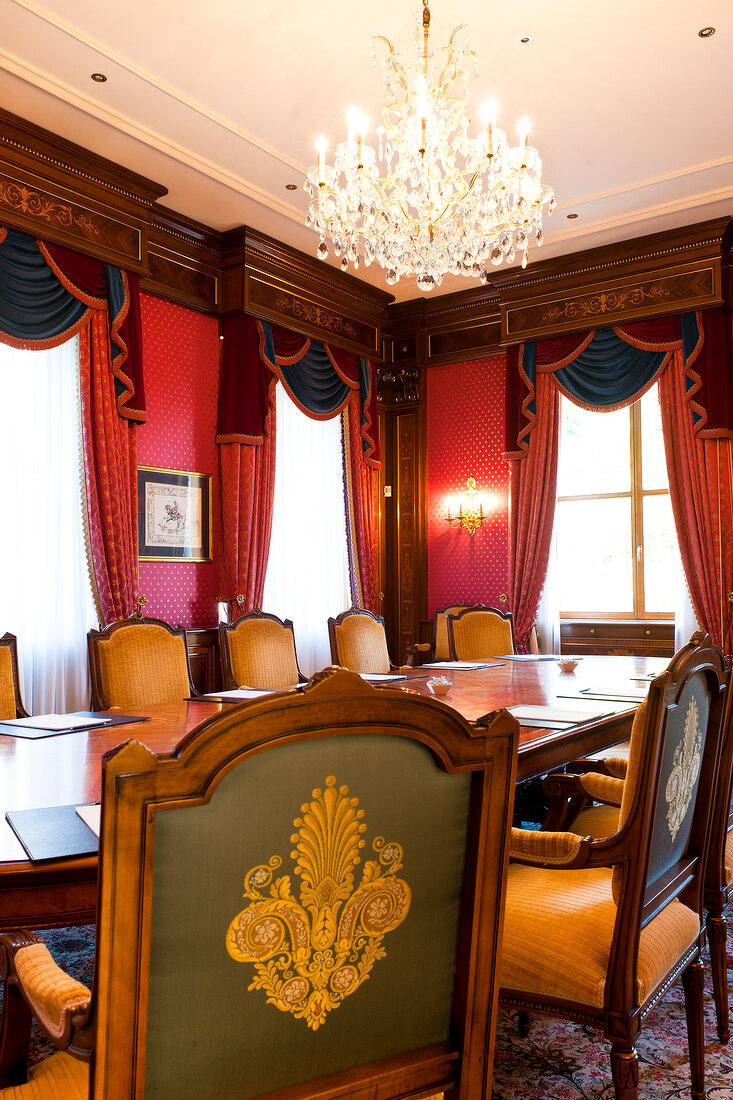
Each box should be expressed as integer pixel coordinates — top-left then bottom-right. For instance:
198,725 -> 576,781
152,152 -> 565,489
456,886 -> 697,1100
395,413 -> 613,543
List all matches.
373,36 -> 409,97
438,27 -> 470,91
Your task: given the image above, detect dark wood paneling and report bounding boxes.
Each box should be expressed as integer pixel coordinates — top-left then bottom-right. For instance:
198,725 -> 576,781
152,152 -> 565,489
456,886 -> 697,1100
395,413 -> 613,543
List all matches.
495,218 -> 733,343
186,627 -> 221,694
144,207 -> 221,312
383,287 -> 503,368
0,107 -> 166,272
378,364 -> 426,666
222,226 -> 391,358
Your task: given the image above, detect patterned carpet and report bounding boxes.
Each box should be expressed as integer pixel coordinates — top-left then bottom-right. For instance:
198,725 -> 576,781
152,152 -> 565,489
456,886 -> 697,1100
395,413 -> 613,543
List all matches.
7,916 -> 733,1097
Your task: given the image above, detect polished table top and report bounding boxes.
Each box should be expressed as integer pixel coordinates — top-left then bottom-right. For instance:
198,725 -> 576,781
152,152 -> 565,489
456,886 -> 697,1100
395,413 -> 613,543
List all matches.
0,654 -> 666,926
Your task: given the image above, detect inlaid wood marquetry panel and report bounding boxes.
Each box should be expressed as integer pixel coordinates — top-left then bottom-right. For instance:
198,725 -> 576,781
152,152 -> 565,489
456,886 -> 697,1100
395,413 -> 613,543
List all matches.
427,321 -> 502,362
504,263 -> 721,342
246,273 -> 379,356
0,169 -> 144,267
142,248 -> 219,312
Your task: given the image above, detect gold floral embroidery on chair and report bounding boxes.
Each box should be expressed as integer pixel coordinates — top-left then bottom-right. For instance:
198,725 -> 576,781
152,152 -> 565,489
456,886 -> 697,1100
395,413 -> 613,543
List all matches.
225,775 -> 411,1030
665,696 -> 702,840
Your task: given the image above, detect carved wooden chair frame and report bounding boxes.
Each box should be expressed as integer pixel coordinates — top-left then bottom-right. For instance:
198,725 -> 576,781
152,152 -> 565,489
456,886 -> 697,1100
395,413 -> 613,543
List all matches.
87,615 -> 197,711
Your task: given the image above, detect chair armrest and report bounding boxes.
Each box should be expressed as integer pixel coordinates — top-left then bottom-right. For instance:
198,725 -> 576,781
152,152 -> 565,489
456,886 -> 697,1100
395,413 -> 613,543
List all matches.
4,937 -> 90,1044
510,827 -> 590,868
572,771 -> 625,807
405,643 -> 431,667
568,756 -> 629,779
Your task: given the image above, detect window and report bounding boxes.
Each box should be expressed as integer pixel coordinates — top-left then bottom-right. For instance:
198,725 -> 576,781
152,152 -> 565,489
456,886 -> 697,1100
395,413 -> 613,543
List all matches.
262,384 -> 351,676
0,338 -> 99,712
554,384 -> 681,619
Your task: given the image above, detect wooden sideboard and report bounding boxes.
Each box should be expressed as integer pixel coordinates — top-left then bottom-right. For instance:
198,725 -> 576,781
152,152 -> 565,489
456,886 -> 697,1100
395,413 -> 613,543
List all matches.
560,620 -> 675,657
185,627 -> 221,694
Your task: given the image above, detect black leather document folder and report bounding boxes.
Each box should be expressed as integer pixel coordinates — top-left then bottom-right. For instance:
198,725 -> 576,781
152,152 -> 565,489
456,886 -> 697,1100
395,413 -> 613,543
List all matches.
5,804 -> 99,861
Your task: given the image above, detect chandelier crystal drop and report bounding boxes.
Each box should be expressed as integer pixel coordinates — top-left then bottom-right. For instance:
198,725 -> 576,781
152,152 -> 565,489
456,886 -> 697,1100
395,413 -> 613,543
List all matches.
304,0 -> 555,292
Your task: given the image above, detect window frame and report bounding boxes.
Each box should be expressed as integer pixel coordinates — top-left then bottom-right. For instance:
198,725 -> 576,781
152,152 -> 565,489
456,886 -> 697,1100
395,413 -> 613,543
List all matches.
557,394 -> 674,622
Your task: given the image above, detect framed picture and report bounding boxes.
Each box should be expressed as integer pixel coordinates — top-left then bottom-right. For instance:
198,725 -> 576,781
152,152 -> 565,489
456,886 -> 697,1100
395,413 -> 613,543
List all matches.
137,466 -> 212,562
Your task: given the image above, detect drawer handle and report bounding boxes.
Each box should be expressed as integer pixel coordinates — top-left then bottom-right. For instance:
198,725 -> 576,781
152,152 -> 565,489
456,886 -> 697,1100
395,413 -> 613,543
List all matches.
645,629 -> 651,636
590,628 -> 596,634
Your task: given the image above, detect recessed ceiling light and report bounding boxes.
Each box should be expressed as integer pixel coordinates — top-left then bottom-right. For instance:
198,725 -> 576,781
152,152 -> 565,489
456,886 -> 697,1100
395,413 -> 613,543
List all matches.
285,183 -> 298,190
698,26 -> 715,37
520,35 -> 533,44
566,213 -> 579,219
91,72 -> 107,82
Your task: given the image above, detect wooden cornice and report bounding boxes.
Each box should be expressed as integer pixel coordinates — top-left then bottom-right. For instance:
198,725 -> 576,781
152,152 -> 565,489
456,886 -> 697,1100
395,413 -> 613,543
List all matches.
220,225 -> 393,359
1,108 -> 730,358
493,217 -> 733,343
145,206 -> 221,313
383,285 -> 502,367
0,107 -> 167,272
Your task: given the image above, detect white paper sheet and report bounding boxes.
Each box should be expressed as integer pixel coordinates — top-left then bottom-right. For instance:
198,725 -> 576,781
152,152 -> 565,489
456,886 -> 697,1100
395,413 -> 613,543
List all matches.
509,704 -> 611,725
75,804 -> 101,837
358,673 -> 407,683
422,661 -> 501,670
3,713 -> 111,730
201,688 -> 280,701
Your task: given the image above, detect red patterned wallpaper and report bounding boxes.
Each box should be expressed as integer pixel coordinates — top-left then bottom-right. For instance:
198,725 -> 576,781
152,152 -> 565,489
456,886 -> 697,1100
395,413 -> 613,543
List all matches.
136,296 -> 221,628
426,354 -> 510,615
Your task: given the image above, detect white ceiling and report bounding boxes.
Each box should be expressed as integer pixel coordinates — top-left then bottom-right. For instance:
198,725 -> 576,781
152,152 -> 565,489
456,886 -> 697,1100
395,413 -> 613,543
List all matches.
1,0 -> 732,302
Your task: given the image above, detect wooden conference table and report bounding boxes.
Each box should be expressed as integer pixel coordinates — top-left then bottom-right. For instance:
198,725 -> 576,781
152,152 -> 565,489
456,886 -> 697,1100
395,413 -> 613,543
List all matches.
0,654 -> 665,930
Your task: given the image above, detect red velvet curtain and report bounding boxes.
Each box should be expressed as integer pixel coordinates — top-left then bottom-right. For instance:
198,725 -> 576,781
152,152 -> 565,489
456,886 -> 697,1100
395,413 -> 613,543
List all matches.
344,394 -> 379,612
216,314 -> 277,614
660,349 -> 733,652
79,313 -> 139,622
507,371 -> 560,648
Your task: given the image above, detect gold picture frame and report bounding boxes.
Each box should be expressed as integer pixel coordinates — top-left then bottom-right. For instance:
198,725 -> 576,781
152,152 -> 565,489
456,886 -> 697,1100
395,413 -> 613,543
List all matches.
137,466 -> 212,562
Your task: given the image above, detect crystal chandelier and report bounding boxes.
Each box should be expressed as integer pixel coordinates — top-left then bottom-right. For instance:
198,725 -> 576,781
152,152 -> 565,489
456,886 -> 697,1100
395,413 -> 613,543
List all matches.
304,0 -> 555,292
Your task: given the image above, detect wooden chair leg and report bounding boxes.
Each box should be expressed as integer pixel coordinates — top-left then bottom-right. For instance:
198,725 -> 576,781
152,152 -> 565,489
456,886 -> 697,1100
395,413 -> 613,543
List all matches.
0,981 -> 33,1087
610,1041 -> 639,1100
706,911 -> 730,1044
682,957 -> 706,1100
516,1010 -> 530,1037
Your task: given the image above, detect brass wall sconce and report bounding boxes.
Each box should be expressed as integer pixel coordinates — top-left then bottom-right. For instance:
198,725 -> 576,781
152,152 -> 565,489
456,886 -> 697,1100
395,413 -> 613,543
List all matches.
446,477 -> 489,536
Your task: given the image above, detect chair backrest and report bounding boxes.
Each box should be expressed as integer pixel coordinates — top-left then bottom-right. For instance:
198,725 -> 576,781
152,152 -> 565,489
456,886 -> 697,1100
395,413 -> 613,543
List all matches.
432,604 -> 471,662
87,616 -> 193,709
328,608 -> 392,673
603,634 -> 729,1006
0,633 -> 28,720
219,611 -> 302,690
446,605 -> 516,660
84,668 -> 518,1100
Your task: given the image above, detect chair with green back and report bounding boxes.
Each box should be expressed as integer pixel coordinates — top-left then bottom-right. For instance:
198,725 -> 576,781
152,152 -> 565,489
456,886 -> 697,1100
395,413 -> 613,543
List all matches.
500,634 -> 729,1099
0,668 -> 519,1100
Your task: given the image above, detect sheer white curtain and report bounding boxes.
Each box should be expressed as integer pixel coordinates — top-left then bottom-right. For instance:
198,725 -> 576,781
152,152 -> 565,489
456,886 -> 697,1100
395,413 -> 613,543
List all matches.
262,383 -> 351,676
0,337 -> 99,713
